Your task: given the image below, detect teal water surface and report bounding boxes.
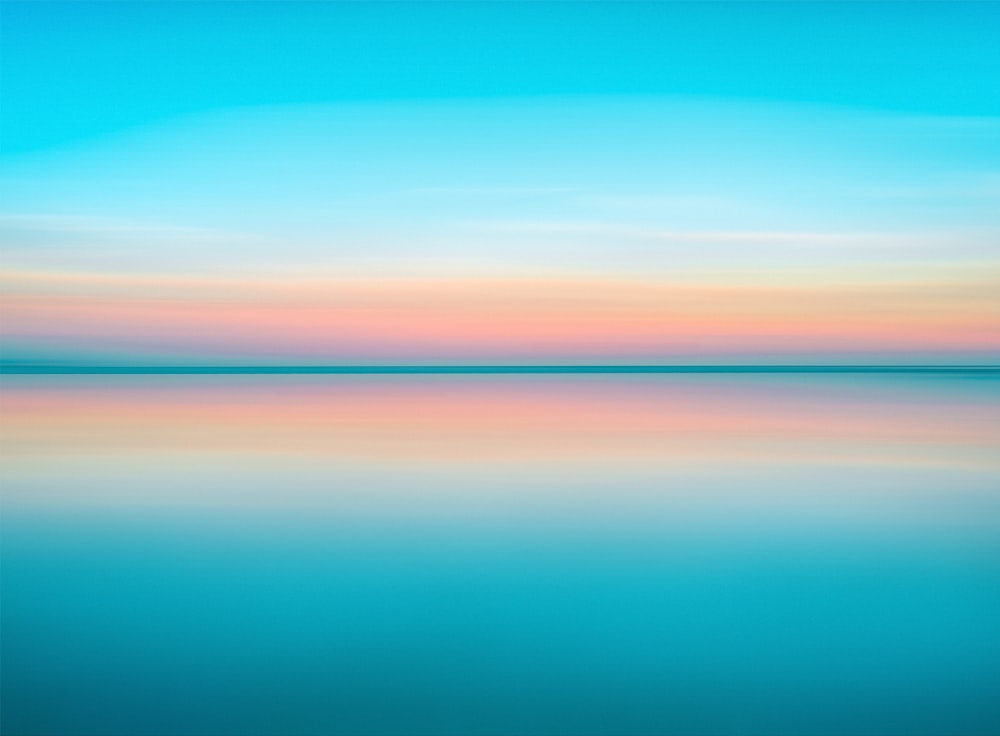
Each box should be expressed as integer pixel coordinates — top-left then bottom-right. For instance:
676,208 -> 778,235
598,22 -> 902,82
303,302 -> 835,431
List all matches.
2,373 -> 999,736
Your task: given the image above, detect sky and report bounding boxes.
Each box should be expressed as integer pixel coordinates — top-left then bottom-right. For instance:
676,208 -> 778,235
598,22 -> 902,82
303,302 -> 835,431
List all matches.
1,1 -> 998,365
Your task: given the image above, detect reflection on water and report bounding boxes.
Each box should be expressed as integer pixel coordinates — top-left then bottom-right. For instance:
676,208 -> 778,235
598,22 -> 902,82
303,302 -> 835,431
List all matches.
2,374 -> 999,736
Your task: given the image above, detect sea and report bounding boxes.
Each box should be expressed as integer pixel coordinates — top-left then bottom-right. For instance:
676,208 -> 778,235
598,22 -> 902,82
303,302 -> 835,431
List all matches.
2,370 -> 998,736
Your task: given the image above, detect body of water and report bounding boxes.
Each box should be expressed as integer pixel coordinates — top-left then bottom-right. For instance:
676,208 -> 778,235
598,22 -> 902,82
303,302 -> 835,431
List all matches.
2,372 -> 999,735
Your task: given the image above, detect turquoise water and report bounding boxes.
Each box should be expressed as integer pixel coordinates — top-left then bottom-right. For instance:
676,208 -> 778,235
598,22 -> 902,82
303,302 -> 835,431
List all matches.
2,373 -> 999,735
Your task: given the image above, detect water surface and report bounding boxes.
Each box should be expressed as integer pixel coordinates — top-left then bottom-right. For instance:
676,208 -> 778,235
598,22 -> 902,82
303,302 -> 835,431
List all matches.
3,373 -> 999,735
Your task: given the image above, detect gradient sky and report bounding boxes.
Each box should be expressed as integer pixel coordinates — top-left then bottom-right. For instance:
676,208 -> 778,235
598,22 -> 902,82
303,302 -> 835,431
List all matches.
1,1 -> 998,364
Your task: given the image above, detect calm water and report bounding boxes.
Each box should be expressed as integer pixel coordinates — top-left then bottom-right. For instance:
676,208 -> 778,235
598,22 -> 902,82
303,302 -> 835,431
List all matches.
2,373 -> 999,736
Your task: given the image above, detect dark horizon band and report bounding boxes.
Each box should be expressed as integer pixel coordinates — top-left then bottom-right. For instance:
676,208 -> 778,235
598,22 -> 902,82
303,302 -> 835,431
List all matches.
2,364 -> 998,375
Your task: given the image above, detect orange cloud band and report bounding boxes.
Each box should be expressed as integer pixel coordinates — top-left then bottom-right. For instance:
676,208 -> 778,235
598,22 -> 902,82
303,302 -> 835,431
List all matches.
3,272 -> 998,360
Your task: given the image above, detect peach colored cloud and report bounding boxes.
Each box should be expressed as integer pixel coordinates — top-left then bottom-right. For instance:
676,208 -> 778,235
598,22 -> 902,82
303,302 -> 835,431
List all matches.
2,271 -> 997,361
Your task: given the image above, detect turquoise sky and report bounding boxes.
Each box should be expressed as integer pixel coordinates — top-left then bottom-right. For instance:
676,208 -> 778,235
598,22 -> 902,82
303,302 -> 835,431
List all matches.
3,1 -> 999,155
1,2 -> 998,286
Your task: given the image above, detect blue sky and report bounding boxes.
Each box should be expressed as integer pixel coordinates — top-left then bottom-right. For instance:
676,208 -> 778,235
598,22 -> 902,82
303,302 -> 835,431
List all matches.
3,1 -> 999,155
1,2 -> 998,365
2,2 -> 997,263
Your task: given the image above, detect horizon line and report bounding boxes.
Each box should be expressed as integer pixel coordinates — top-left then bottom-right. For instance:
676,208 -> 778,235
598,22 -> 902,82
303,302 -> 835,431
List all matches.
2,364 -> 998,376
